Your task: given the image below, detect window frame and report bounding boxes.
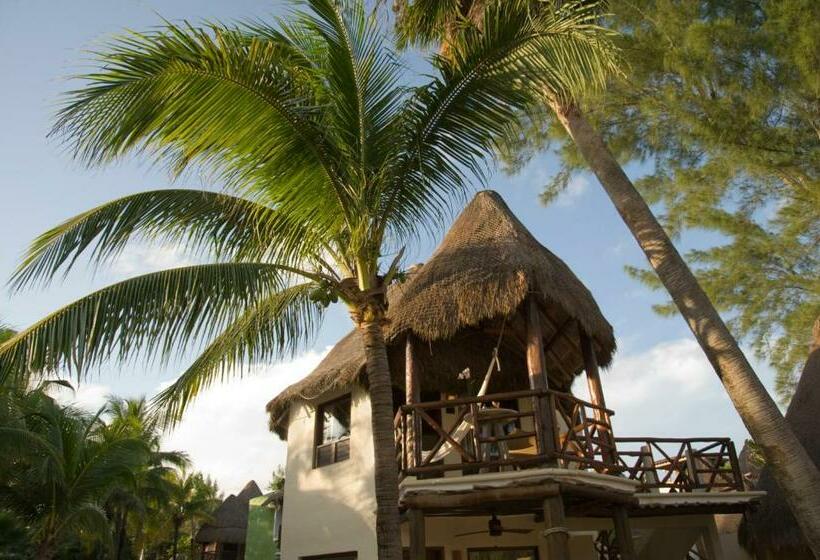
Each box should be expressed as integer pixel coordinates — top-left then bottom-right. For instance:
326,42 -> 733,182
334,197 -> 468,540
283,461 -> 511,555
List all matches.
313,394 -> 352,468
466,547 -> 540,560
301,552 -> 358,560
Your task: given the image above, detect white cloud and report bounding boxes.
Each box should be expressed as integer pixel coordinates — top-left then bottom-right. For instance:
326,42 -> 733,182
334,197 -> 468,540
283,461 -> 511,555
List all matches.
51,381 -> 112,412
572,338 -> 751,445
159,349 -> 328,495
554,174 -> 590,207
112,244 -> 195,275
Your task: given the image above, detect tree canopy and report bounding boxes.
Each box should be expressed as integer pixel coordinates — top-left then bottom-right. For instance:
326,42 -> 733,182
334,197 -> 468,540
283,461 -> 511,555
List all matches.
492,0 -> 819,401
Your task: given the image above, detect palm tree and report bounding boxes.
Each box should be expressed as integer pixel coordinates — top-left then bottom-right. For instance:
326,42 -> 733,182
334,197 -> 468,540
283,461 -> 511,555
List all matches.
0,389 -> 148,560
103,397 -> 190,560
392,0 -> 820,551
0,1 -> 617,557
166,470 -> 220,560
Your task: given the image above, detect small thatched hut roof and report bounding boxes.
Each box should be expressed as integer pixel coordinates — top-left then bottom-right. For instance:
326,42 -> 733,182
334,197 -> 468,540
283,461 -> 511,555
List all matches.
739,319 -> 820,559
267,191 -> 616,437
195,481 -> 262,545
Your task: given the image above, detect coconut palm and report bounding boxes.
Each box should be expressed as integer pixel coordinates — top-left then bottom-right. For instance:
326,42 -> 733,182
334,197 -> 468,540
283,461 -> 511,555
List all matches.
0,390 -> 148,560
0,1 -> 617,557
392,0 -> 820,552
103,397 -> 190,560
165,470 -> 220,560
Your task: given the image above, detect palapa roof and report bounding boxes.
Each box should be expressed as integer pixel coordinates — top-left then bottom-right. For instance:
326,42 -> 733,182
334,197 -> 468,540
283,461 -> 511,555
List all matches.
739,318 -> 820,559
266,191 -> 616,437
195,480 -> 262,544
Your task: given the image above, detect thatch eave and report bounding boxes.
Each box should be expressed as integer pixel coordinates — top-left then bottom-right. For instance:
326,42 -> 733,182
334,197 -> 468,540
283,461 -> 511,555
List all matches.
267,191 -> 616,439
739,319 -> 820,559
195,481 -> 262,545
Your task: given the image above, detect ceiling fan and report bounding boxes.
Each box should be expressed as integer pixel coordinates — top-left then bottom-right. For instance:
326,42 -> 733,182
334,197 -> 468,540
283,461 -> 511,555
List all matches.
455,513 -> 534,538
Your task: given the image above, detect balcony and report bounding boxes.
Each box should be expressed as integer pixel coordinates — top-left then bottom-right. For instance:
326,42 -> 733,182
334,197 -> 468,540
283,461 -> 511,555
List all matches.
393,389 -> 744,494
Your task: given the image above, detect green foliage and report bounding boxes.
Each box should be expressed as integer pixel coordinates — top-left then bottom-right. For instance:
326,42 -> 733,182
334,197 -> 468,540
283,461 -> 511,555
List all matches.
0,384 -> 219,560
267,466 -> 286,492
2,0 -> 619,425
0,383 -> 148,558
599,0 -> 820,401
397,0 -> 819,402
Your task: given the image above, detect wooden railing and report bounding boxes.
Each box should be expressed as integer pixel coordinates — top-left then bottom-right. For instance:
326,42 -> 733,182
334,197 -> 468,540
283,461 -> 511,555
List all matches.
394,392 -> 744,494
394,389 -> 618,478
614,438 -> 744,492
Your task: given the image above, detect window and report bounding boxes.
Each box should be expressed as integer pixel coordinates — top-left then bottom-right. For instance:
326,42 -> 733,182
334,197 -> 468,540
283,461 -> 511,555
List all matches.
314,395 -> 351,467
403,547 -> 444,560
467,548 -> 538,560
302,553 -> 357,560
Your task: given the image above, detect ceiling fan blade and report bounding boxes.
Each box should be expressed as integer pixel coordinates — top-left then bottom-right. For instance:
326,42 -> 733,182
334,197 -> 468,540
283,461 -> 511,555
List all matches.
504,528 -> 534,534
454,531 -> 487,538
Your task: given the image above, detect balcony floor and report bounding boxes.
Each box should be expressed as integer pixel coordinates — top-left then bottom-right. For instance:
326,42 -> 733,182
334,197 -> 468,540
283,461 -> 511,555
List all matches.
399,467 -> 763,518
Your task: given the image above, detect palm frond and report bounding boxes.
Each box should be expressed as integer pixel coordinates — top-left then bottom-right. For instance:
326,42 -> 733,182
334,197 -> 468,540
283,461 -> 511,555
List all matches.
378,0 -> 619,239
52,20 -> 351,228
10,189 -> 323,289
0,263 -> 288,382
152,282 -> 322,428
56,503 -> 113,551
69,437 -> 148,503
302,0 -> 405,180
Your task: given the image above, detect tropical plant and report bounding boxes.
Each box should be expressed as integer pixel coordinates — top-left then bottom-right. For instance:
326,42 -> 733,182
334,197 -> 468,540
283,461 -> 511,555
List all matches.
0,387 -> 148,560
597,0 -> 818,403
0,322 -> 15,345
267,466 -> 286,493
102,397 -> 190,560
392,0 -> 820,553
164,470 -> 220,560
0,1 -> 618,557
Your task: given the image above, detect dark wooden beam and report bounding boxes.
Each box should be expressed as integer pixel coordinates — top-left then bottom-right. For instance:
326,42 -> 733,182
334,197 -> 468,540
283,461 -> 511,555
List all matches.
612,506 -> 636,560
403,483 -> 559,510
558,483 -> 637,505
543,317 -> 575,355
408,509 -> 425,560
526,299 -> 558,461
580,329 -> 614,464
406,334 -> 422,468
580,330 -> 607,412
542,495 -> 571,560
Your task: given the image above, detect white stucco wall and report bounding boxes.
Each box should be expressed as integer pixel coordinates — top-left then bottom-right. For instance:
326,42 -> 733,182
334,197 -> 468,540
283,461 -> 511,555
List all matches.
280,384 -> 378,560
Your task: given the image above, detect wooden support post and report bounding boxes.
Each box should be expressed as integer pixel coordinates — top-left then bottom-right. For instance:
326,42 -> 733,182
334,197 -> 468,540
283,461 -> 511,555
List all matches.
406,334 -> 422,469
612,506 -> 636,560
699,516 -> 727,560
580,329 -> 613,465
640,444 -> 660,492
526,299 -> 558,463
541,495 -> 570,560
408,509 -> 426,560
685,443 -> 700,490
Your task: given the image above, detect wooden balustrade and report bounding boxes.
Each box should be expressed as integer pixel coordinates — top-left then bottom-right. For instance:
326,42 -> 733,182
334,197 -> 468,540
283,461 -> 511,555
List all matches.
393,389 -> 618,478
394,392 -> 744,494
614,438 -> 744,492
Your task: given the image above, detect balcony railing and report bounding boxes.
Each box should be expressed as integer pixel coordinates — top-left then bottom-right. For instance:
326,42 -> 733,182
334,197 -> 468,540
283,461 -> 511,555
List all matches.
394,389 -> 617,477
393,390 -> 744,494
614,438 -> 744,492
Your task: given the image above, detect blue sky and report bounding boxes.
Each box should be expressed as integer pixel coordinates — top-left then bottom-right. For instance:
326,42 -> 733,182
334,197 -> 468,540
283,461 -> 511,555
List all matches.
0,0 -> 776,494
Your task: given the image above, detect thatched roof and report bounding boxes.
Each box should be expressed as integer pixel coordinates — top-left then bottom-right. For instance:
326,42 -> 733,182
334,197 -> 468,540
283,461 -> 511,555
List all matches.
739,318 -> 820,559
266,191 -> 616,437
195,480 -> 262,544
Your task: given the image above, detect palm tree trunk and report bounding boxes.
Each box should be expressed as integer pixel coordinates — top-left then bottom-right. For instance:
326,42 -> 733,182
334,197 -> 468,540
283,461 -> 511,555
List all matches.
549,98 -> 820,555
172,517 -> 181,560
357,313 -> 402,560
115,509 -> 128,560
34,542 -> 54,560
